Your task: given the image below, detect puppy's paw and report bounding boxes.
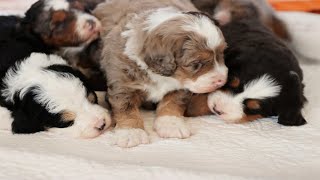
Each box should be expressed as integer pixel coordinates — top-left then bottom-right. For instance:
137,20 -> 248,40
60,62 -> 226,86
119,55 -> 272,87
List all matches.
114,128 -> 150,148
154,116 -> 191,139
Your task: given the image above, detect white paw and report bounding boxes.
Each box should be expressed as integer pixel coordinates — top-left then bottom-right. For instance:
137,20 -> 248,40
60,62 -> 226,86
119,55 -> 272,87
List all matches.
208,91 -> 244,123
154,116 -> 191,139
114,128 -> 150,148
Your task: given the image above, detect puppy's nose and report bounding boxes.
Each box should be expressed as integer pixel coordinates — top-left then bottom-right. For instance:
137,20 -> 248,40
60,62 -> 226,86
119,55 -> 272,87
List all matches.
94,120 -> 106,131
214,75 -> 227,88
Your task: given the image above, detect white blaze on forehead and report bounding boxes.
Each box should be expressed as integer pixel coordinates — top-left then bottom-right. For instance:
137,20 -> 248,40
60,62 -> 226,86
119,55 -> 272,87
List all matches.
183,15 -> 223,49
45,0 -> 69,11
144,7 -> 183,32
75,11 -> 100,39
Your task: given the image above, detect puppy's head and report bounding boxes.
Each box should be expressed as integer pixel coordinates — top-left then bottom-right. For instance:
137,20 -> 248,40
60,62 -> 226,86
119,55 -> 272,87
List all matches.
213,0 -> 259,25
60,92 -> 112,138
23,0 -> 101,47
143,11 -> 228,93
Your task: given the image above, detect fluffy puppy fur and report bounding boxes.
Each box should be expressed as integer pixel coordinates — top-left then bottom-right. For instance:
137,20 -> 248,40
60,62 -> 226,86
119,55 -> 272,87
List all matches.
191,0 -> 291,40
185,1 -> 306,126
1,53 -> 111,138
94,0 -> 228,147
57,0 -> 108,91
0,0 -> 111,138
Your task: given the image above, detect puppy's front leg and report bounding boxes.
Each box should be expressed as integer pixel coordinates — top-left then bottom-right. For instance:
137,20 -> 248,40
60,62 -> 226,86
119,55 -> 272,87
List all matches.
154,90 -> 192,139
110,93 -> 149,148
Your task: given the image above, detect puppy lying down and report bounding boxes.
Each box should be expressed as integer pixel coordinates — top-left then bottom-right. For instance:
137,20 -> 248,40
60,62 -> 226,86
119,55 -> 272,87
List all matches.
186,1 -> 306,126
94,0 -> 228,147
0,0 -> 111,138
1,53 -> 111,138
191,0 -> 291,40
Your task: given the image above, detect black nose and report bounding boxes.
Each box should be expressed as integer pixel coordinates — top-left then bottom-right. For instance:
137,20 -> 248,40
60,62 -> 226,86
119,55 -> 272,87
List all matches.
96,122 -> 106,131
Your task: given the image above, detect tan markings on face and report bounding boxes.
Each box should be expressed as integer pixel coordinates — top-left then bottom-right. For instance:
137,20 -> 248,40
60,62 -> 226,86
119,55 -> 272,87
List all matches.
229,77 -> 240,88
246,99 -> 261,110
61,110 -> 77,122
52,10 -> 67,23
42,11 -> 79,46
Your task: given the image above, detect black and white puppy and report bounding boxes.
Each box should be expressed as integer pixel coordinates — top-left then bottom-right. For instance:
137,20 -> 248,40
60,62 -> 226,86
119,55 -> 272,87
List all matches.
186,1 -> 306,126
1,53 -> 111,138
0,0 -> 111,138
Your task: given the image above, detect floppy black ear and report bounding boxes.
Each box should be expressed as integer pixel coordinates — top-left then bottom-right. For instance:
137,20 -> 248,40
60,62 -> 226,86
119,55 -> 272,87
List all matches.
144,54 -> 177,76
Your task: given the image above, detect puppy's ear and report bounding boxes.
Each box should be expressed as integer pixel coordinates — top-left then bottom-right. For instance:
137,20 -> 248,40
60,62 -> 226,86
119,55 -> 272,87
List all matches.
144,54 -> 177,76
143,33 -> 179,76
213,9 -> 231,26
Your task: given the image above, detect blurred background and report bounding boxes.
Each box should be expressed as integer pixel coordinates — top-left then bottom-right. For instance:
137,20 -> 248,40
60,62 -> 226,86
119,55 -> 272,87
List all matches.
1,0 -> 320,14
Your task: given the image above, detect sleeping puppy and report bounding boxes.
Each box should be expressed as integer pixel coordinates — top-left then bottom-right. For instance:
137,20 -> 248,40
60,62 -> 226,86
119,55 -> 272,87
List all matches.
57,0 -> 108,91
0,0 -> 101,77
185,1 -> 306,126
191,0 -> 291,40
0,0 -> 111,138
93,0 -> 228,147
1,53 -> 111,138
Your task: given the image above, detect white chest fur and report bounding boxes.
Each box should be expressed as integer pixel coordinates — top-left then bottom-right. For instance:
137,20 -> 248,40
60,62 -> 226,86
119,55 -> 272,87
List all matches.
144,71 -> 183,102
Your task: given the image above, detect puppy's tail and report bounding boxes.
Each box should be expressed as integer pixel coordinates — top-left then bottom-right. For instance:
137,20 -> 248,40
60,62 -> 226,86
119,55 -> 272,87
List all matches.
235,74 -> 281,102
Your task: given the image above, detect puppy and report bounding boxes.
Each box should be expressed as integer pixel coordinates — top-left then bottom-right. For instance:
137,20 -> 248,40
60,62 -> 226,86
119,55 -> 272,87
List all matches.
0,0 -> 111,138
57,0 -> 108,91
186,1 -> 306,126
0,0 -> 101,76
191,0 -> 291,40
94,0 -> 228,147
1,53 -> 111,138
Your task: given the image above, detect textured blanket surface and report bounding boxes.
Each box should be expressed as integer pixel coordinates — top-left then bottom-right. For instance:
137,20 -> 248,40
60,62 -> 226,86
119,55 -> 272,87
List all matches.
0,4 -> 320,180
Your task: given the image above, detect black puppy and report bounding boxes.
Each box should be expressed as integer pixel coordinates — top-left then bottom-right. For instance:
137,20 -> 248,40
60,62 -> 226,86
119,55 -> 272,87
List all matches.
186,1 -> 306,126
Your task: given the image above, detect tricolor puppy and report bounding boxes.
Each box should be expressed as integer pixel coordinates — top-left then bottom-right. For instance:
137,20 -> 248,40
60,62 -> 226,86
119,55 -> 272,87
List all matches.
186,1 -> 306,126
0,0 -> 102,75
57,0 -> 108,91
1,53 -> 111,138
191,0 -> 291,40
0,0 -> 111,138
93,0 -> 228,148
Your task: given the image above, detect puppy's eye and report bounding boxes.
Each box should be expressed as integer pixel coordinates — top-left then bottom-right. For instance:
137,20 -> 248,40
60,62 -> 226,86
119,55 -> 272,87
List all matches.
53,22 -> 66,32
190,61 -> 203,71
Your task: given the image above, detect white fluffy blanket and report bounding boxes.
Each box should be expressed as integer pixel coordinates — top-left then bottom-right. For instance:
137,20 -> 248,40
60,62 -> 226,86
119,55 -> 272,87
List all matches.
0,4 -> 320,179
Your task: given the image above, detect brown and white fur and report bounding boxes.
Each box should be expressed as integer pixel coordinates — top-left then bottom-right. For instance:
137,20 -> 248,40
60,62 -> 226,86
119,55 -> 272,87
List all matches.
93,0 -> 228,148
191,0 -> 291,40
